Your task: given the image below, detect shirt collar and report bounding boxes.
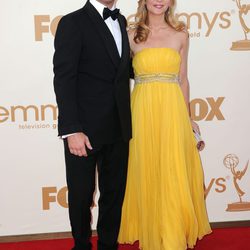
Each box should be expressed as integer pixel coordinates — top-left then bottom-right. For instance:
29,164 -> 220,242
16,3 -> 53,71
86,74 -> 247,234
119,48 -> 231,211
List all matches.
89,0 -> 116,17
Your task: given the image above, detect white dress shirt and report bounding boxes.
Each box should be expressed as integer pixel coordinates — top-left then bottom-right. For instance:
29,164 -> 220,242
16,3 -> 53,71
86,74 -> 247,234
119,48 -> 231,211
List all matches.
90,0 -> 122,56
62,0 -> 122,139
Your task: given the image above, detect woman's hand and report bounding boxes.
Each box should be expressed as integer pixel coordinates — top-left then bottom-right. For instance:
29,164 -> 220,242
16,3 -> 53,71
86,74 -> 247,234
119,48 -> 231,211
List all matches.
190,118 -> 200,135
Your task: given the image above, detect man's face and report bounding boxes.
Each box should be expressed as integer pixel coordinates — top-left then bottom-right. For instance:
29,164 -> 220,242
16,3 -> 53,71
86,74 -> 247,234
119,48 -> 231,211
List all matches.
97,0 -> 116,8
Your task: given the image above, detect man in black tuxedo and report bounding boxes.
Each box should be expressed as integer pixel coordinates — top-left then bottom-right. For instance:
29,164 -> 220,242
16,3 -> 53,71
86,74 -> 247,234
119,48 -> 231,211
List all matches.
53,0 -> 132,249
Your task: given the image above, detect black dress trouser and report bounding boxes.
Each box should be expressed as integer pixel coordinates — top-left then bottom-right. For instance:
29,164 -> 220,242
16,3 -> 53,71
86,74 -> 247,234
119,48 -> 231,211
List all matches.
63,139 -> 129,250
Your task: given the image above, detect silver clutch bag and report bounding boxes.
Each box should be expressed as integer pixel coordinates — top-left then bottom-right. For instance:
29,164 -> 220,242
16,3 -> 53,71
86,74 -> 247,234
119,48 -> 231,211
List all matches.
193,130 -> 205,151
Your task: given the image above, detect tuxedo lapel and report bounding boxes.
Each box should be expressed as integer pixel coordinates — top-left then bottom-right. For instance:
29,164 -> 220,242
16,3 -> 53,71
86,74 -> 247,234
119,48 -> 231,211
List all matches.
115,15 -> 130,81
84,1 -> 120,67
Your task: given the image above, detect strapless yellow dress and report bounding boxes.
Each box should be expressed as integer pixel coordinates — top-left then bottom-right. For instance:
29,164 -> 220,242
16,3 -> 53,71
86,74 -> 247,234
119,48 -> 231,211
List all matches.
118,48 -> 211,250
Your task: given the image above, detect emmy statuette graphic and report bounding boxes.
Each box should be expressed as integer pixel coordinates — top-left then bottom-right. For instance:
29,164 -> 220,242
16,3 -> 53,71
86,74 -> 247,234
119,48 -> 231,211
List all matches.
224,154 -> 250,211
231,0 -> 250,50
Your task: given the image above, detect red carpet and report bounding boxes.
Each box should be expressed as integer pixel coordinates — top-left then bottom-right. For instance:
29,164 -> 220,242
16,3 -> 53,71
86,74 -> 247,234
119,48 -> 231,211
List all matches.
1,227 -> 250,250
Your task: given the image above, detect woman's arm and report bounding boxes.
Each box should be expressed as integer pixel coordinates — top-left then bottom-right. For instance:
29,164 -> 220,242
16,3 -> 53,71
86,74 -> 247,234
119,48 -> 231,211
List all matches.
179,31 -> 190,116
179,31 -> 200,133
127,29 -> 136,79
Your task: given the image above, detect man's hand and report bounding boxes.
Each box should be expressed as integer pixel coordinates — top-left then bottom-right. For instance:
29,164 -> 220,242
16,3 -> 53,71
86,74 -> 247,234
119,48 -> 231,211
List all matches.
67,132 -> 93,157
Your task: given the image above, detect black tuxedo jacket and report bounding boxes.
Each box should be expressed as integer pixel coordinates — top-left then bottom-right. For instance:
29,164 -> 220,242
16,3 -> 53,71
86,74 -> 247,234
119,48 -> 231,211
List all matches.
53,1 -> 132,145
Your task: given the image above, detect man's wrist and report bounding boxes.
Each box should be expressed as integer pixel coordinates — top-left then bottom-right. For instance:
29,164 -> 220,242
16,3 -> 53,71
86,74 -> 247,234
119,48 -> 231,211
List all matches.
61,133 -> 77,139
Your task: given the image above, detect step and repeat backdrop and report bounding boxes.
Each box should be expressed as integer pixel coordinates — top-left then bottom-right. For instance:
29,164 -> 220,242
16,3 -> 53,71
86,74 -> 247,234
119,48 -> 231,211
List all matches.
0,0 -> 250,236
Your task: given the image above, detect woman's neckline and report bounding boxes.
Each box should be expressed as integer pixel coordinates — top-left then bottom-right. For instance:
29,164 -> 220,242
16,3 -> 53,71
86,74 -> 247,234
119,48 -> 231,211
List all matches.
133,47 -> 181,58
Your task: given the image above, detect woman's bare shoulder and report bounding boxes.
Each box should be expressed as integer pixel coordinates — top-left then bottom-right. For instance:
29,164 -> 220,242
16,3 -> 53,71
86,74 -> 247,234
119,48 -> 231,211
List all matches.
178,29 -> 189,42
174,28 -> 189,49
127,28 -> 136,39
127,28 -> 137,51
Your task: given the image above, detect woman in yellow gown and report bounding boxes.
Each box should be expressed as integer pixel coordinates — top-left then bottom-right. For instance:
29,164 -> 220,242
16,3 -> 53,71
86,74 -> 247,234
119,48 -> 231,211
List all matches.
118,0 -> 212,249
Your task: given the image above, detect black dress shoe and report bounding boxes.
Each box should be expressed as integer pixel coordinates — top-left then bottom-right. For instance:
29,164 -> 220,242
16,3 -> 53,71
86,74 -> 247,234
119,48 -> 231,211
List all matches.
97,240 -> 118,250
72,242 -> 92,250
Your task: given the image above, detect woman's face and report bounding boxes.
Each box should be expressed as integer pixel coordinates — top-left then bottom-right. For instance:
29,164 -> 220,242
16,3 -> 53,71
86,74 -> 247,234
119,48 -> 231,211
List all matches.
145,0 -> 171,16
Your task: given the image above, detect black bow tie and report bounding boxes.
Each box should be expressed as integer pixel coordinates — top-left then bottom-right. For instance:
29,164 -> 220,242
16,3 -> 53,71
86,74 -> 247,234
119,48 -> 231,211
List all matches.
103,7 -> 120,20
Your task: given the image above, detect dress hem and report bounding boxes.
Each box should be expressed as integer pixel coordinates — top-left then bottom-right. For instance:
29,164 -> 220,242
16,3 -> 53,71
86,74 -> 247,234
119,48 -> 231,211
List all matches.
118,229 -> 213,250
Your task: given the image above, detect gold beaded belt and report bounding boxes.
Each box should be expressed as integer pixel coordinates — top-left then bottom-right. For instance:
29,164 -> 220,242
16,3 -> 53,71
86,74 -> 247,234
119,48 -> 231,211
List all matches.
135,73 -> 179,84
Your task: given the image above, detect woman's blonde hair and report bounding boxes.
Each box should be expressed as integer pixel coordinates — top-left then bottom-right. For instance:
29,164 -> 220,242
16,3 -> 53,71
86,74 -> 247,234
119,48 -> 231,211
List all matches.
128,0 -> 185,43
